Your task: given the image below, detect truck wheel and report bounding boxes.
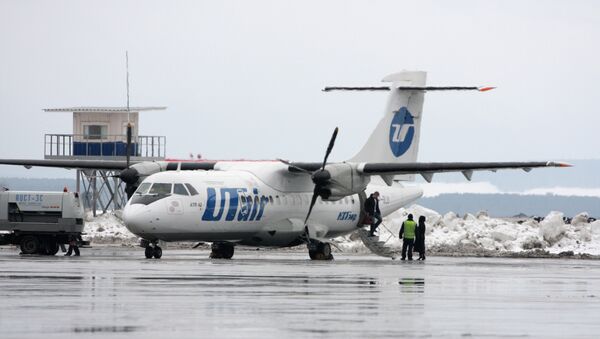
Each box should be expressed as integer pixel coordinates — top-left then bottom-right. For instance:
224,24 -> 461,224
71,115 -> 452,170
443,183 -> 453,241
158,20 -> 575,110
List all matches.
20,236 -> 39,255
46,242 -> 59,256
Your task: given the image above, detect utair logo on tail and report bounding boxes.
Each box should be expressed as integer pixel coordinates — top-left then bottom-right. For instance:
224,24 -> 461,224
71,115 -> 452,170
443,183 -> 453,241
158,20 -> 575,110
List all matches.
388,107 -> 415,157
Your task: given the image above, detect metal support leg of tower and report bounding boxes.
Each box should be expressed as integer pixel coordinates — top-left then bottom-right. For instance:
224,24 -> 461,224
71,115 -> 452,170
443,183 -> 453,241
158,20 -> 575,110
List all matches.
77,169 -> 127,215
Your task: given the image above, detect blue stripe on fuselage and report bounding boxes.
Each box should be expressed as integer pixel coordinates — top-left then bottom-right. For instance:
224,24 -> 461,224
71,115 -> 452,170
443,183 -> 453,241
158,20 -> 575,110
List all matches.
201,187 -> 267,222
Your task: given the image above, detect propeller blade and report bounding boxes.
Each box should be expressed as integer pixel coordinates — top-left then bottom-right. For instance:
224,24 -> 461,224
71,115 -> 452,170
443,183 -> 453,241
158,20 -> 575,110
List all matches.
321,127 -> 339,170
303,188 -> 320,242
126,123 -> 132,168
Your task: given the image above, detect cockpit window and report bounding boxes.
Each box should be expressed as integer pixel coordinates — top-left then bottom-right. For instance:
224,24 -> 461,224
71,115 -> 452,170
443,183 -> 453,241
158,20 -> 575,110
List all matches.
135,182 -> 152,195
173,183 -> 189,196
185,183 -> 199,196
149,183 -> 172,195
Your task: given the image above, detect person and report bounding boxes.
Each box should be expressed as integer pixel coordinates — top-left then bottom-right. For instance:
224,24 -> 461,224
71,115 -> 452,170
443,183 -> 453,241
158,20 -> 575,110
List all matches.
399,214 -> 416,260
64,234 -> 80,256
414,215 -> 426,260
364,192 -> 382,236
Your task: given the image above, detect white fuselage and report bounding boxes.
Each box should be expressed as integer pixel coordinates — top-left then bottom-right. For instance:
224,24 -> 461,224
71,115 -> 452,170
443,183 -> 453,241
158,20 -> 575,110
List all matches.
122,162 -> 423,247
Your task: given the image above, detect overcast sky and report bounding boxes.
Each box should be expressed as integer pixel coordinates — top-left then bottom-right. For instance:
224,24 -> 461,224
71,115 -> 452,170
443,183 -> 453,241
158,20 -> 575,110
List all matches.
0,0 -> 598,178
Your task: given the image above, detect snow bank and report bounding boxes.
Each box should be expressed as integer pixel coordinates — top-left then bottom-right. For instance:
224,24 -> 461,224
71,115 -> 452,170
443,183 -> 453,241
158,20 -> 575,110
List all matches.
83,211 -> 137,244
337,205 -> 600,256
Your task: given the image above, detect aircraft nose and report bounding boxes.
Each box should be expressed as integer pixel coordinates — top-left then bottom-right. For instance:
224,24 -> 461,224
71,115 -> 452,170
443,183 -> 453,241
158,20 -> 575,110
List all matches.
122,203 -> 150,236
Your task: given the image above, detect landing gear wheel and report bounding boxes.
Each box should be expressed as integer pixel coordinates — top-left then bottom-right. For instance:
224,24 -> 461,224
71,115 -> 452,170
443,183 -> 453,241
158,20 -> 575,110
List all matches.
308,242 -> 334,261
145,246 -> 154,259
320,242 -> 332,257
153,246 -> 163,259
210,242 -> 235,259
20,236 -> 39,255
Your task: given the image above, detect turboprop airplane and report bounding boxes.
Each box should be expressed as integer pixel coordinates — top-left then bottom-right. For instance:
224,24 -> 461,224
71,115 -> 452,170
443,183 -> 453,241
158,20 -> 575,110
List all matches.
0,71 -> 569,260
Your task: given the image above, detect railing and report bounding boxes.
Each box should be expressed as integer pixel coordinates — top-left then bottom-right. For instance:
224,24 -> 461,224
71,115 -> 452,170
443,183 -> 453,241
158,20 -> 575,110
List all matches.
44,134 -> 166,159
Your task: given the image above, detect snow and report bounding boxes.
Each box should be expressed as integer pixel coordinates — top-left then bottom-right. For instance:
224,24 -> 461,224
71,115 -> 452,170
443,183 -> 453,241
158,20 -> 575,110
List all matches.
522,187 -> 600,197
419,182 -> 502,197
414,181 -> 600,198
83,211 -> 138,244
83,206 -> 600,256
335,205 -> 600,256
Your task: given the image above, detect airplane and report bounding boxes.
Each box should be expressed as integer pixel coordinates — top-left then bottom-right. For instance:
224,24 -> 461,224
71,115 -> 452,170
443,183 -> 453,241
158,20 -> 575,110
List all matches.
0,71 -> 570,260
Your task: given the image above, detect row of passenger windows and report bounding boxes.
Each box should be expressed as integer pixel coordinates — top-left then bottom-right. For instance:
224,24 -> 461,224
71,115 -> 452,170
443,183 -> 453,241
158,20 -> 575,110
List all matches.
135,183 -> 199,196
245,194 -> 356,206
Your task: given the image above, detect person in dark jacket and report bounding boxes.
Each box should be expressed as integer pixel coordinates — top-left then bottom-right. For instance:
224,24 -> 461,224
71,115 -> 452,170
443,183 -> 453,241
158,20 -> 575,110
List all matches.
364,192 -> 382,236
399,214 -> 416,260
414,215 -> 426,260
64,234 -> 80,256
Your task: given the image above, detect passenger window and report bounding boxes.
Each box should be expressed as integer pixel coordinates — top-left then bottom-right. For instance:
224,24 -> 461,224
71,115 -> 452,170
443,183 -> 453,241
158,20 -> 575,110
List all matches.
185,183 -> 199,196
173,184 -> 189,196
135,182 -> 152,195
149,183 -> 172,195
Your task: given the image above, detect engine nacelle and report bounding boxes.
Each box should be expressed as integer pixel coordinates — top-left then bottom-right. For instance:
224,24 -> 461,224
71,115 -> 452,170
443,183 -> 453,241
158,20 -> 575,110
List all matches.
316,163 -> 370,200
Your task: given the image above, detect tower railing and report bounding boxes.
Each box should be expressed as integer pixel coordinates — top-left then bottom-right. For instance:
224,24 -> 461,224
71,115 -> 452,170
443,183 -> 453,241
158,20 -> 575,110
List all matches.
44,134 -> 166,160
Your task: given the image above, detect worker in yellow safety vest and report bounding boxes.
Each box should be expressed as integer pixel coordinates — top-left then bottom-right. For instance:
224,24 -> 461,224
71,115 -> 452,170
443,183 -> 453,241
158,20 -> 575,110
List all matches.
399,214 -> 417,260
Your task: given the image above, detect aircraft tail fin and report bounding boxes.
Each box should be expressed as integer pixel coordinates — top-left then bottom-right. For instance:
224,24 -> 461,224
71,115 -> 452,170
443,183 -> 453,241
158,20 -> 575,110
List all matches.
348,71 -> 427,169
322,70 -> 492,181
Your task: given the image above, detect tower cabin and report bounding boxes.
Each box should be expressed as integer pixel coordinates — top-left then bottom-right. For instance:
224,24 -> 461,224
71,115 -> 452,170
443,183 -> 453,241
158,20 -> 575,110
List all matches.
43,107 -> 166,160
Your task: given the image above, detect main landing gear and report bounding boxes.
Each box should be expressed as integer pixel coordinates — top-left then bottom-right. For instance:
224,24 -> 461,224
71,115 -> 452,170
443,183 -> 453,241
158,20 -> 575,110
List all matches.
210,242 -> 235,259
143,240 -> 162,259
308,241 -> 333,261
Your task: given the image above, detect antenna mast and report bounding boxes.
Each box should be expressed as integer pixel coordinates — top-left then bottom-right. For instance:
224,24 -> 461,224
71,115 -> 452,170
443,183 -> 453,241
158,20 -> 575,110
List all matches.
125,51 -> 132,168
125,51 -> 130,121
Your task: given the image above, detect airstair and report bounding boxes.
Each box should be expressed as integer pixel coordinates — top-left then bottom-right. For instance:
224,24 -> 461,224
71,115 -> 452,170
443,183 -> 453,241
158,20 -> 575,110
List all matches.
356,225 -> 401,259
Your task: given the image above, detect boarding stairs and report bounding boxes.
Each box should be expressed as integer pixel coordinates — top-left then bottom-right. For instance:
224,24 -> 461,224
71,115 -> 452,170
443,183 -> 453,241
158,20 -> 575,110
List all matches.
356,223 -> 401,259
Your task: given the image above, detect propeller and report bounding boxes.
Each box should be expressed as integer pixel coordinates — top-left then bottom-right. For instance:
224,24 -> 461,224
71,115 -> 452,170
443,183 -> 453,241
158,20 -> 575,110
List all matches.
301,127 -> 338,244
118,114 -> 139,198
126,122 -> 132,169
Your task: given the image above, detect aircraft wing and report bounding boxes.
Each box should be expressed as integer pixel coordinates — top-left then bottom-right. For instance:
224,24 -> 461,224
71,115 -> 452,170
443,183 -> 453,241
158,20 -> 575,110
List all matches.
0,158 -> 132,170
289,161 -> 571,182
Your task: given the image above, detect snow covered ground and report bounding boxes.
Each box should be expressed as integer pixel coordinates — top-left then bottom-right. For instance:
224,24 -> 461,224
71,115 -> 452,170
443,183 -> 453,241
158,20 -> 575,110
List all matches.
336,205 -> 600,256
83,211 -> 138,245
84,205 -> 600,256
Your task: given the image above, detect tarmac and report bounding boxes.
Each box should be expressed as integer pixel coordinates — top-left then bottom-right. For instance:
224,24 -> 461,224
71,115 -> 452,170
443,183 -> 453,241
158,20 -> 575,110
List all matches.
1,246 -> 599,338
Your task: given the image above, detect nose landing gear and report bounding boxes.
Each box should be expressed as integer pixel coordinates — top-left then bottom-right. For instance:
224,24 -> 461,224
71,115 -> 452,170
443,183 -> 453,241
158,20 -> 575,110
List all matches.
142,239 -> 163,259
210,242 -> 235,259
308,241 -> 333,260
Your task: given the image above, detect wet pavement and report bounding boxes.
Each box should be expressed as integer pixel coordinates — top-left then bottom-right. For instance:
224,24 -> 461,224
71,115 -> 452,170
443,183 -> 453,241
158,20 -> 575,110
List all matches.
1,246 -> 599,338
